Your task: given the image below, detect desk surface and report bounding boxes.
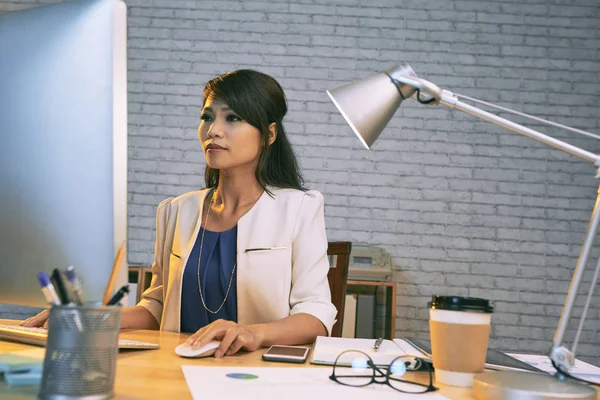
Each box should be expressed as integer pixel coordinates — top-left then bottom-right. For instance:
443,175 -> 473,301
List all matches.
1,319 -> 597,400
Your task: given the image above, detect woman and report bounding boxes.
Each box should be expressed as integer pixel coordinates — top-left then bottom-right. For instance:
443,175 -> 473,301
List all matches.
22,69 -> 336,358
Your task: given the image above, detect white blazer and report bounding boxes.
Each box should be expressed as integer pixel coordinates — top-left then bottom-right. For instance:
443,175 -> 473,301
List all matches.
138,186 -> 337,335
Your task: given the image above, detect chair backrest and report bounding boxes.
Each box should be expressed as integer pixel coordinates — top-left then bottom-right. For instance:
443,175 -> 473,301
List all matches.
327,241 -> 352,337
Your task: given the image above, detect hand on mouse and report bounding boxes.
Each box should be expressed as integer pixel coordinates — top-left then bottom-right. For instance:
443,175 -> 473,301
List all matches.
187,319 -> 264,358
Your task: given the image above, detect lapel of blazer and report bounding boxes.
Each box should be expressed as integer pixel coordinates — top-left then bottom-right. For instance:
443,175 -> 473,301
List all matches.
171,190 -> 209,273
162,190 -> 207,333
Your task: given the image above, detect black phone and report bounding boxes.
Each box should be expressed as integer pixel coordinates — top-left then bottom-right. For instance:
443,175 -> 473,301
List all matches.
262,345 -> 310,363
404,337 -> 544,373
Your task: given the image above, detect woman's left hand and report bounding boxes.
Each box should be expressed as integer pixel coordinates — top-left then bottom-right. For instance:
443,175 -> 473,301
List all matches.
187,319 -> 265,358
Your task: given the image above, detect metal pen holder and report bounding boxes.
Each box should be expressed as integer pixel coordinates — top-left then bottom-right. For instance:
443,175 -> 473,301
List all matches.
39,305 -> 121,400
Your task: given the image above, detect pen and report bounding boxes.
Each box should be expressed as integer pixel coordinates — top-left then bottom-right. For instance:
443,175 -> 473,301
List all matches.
65,265 -> 85,306
107,285 -> 130,306
37,272 -> 61,305
51,269 -> 71,305
373,337 -> 384,352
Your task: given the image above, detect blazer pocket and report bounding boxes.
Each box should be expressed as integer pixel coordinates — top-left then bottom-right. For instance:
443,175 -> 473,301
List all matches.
170,251 -> 182,259
244,246 -> 288,253
245,248 -> 291,269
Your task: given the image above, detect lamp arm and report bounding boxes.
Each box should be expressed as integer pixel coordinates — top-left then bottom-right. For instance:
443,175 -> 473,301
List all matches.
391,74 -> 600,165
392,76 -> 600,373
440,91 -> 600,165
549,186 -> 600,374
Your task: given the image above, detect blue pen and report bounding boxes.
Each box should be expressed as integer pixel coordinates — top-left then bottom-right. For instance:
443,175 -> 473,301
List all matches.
37,272 -> 61,305
65,265 -> 84,306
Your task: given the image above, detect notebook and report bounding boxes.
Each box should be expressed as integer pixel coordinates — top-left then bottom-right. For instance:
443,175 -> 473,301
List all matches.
310,336 -> 425,367
3,368 -> 43,386
0,348 -> 44,386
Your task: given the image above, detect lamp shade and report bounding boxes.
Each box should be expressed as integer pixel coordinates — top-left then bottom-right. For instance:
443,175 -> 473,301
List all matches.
326,63 -> 418,149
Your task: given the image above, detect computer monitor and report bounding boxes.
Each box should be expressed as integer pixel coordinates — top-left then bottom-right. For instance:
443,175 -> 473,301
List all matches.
0,0 -> 128,307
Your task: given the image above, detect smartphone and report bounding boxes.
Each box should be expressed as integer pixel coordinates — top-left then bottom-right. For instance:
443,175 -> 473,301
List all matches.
262,345 -> 310,363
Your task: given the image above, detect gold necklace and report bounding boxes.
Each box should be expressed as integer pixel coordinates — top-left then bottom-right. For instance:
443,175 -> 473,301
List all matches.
196,189 -> 237,315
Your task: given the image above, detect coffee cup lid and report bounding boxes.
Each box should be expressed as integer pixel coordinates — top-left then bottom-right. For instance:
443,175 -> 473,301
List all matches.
428,295 -> 493,313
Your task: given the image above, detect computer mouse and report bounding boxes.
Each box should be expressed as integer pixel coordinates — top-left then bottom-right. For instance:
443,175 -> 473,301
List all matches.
175,340 -> 221,358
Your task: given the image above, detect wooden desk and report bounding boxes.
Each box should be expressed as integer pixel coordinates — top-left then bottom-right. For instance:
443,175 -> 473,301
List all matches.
0,319 -> 597,400
347,280 -> 396,339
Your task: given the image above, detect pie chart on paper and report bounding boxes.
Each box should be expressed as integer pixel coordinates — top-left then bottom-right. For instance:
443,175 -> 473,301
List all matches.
226,373 -> 259,380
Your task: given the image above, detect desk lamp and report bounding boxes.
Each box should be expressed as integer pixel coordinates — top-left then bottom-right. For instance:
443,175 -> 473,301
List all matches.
327,62 -> 600,400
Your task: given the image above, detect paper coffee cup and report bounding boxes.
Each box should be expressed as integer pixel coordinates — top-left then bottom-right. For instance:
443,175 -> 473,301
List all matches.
428,295 -> 493,388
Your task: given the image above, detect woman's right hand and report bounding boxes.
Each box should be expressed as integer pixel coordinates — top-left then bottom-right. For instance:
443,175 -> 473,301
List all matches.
20,309 -> 49,328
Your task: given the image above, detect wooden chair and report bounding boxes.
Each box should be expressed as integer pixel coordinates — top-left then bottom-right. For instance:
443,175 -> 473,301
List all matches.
327,241 -> 352,337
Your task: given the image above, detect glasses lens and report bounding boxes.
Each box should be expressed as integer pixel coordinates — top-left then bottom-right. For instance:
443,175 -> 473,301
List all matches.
332,351 -> 374,387
388,357 -> 429,393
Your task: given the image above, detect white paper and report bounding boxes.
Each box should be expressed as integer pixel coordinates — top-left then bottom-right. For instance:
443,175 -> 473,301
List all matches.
181,366 -> 449,400
507,353 -> 600,384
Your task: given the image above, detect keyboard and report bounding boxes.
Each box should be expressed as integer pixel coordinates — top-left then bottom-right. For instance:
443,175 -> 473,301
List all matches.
0,324 -> 160,350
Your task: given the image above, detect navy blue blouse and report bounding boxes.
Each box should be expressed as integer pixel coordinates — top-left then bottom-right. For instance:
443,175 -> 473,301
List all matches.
180,225 -> 238,333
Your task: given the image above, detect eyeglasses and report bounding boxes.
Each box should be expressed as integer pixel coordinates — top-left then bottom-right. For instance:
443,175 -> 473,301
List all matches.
329,350 -> 437,394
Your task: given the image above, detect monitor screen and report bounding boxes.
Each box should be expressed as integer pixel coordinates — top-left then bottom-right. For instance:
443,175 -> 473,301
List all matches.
0,0 -> 128,306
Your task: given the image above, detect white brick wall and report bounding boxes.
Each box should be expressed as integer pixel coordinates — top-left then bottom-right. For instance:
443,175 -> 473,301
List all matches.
2,0 -> 599,364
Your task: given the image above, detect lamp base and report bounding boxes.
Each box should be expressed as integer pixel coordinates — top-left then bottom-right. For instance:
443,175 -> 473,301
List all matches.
473,371 -> 596,400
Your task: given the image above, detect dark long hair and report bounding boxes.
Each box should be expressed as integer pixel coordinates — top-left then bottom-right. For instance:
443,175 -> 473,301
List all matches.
202,69 -> 305,194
